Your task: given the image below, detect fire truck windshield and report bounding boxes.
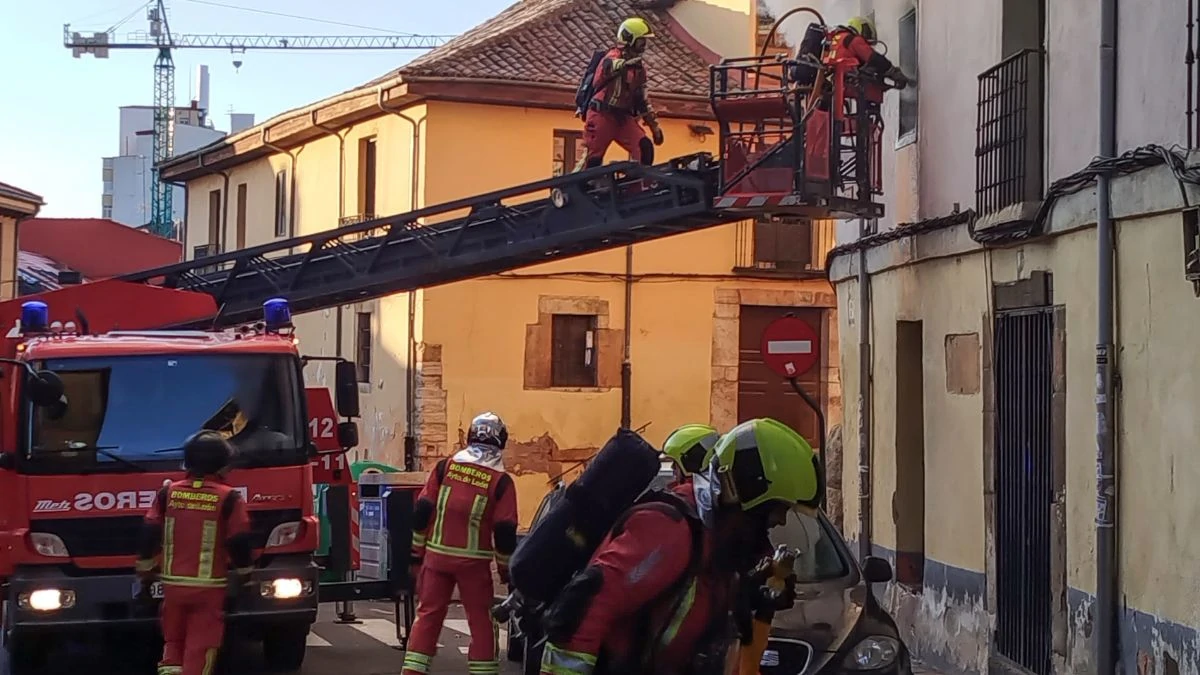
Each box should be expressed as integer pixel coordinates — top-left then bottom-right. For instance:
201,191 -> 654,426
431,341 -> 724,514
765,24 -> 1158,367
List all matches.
23,353 -> 306,473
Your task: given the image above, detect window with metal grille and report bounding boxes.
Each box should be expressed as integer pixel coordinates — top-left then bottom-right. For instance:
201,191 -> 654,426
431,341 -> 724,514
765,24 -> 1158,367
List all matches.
552,130 -> 584,176
753,218 -> 812,269
356,312 -> 372,384
273,171 -> 288,237
358,137 -> 377,218
897,9 -> 919,142
550,314 -> 597,387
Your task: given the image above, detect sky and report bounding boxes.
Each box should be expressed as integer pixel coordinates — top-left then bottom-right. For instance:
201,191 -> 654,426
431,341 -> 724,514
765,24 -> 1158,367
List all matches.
0,0 -> 513,217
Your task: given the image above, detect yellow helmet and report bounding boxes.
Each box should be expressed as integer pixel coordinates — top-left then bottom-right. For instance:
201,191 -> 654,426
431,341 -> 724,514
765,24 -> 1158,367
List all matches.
846,16 -> 876,42
617,17 -> 656,45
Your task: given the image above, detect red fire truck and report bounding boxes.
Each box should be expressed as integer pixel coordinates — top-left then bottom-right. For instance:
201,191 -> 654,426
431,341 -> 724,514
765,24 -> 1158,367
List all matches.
0,28 -> 887,671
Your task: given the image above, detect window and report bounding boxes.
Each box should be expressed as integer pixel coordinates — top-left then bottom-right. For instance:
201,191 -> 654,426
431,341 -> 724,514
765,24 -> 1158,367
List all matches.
753,218 -> 813,270
101,206 -> 113,219
273,171 -> 288,238
235,183 -> 248,249
894,320 -> 926,587
897,9 -> 919,142
550,314 -> 597,387
358,137 -> 377,219
552,130 -> 584,176
355,312 -> 372,384
207,189 -> 222,251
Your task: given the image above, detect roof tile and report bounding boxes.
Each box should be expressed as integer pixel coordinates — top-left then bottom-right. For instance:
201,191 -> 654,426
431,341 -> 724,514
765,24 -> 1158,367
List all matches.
379,0 -> 713,97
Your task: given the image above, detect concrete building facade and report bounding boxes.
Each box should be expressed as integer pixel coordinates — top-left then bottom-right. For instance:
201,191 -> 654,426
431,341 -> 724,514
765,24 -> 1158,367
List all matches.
161,0 -> 844,527
791,0 -> 1200,672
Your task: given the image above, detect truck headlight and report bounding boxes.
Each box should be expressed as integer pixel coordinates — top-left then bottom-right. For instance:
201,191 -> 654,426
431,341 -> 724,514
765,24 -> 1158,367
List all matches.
260,578 -> 312,599
265,521 -> 302,549
843,636 -> 900,670
29,533 -> 69,558
19,589 -> 76,612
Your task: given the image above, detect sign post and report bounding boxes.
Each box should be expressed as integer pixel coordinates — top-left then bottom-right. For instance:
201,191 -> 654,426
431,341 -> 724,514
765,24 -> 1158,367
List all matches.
759,315 -> 826,508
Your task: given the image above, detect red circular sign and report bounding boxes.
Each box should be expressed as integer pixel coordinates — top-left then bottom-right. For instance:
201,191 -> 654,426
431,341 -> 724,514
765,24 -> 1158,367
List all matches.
759,316 -> 820,378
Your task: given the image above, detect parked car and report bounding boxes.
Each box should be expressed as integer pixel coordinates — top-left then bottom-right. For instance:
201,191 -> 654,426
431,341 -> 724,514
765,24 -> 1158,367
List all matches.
507,476 -> 912,674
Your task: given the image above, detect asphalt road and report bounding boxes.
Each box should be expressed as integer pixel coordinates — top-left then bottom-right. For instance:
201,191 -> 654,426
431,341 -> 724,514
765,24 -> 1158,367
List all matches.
1,602 -> 524,674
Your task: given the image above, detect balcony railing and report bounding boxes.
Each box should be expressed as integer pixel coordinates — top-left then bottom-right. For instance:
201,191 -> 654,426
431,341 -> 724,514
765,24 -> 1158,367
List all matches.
339,213 -> 383,242
976,49 -> 1044,216
193,243 -> 218,275
733,218 -> 835,276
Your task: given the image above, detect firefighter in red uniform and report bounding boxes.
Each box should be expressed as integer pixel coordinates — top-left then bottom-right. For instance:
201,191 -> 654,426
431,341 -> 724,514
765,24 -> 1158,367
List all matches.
582,17 -> 666,169
823,16 -> 909,111
136,431 -> 255,675
539,418 -> 822,674
402,412 -> 519,675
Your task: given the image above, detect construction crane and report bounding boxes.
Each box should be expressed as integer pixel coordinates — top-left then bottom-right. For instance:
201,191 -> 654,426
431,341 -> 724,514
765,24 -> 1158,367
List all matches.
64,0 -> 452,239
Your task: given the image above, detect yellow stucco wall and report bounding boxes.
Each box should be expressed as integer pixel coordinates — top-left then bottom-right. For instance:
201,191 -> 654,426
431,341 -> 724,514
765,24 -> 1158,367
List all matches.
835,210 -> 1200,632
0,216 -> 18,301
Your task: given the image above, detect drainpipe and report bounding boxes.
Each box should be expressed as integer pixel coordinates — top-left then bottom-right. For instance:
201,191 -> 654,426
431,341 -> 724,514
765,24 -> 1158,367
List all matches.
311,111 -> 348,359
1095,0 -> 1119,670
856,220 -> 873,563
379,86 -> 424,471
261,127 -> 299,239
621,245 -> 633,429
216,170 -> 231,253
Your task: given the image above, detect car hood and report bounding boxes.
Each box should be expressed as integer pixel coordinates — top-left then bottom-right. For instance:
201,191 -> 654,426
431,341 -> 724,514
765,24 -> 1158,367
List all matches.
769,580 -> 870,667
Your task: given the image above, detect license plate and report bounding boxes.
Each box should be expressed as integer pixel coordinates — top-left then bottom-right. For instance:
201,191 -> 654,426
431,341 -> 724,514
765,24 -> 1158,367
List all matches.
133,580 -> 164,599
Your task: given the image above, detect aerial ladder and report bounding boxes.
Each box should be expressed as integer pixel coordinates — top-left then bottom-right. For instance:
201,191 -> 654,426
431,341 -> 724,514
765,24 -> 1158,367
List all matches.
64,0 -> 452,238
17,19 -> 892,644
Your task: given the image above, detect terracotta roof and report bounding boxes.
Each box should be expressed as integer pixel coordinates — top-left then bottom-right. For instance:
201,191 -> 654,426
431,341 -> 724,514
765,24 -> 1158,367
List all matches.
0,181 -> 44,205
377,0 -> 714,97
20,218 -> 181,279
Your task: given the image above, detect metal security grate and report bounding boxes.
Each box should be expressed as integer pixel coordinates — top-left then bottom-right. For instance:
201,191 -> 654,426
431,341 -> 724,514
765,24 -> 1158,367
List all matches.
976,50 -> 1044,216
993,307 -> 1054,675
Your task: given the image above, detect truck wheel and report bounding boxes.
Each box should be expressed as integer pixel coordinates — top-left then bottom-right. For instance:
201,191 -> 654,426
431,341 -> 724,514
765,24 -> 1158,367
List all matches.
262,624 -> 308,672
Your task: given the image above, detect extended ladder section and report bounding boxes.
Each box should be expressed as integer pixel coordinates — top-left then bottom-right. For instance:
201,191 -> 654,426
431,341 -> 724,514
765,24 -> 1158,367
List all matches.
120,156 -> 726,328
709,53 -> 885,220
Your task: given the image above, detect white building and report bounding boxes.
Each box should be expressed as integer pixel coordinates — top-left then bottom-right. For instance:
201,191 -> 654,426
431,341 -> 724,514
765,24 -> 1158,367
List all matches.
101,65 -> 255,228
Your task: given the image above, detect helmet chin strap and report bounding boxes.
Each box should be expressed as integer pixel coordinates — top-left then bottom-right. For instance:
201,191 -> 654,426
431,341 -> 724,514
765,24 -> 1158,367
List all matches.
452,443 -> 505,471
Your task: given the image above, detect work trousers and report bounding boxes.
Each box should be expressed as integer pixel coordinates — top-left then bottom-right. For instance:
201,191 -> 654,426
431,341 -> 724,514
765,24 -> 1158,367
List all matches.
157,585 -> 227,675
401,558 -> 499,675
583,109 -> 650,165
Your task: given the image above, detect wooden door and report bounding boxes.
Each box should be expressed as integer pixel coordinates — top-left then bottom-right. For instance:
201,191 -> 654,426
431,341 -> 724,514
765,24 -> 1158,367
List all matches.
737,305 -> 823,447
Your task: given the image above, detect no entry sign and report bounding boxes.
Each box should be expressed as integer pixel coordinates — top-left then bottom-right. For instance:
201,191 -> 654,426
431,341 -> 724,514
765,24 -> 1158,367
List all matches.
760,316 -> 820,378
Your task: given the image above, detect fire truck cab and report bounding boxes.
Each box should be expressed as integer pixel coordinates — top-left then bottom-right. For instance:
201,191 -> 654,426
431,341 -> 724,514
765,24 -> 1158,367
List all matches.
0,298 -> 359,673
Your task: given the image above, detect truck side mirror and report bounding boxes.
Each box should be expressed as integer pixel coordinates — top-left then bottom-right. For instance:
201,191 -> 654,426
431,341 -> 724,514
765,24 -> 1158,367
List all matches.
337,421 -> 359,450
335,361 -> 360,419
26,370 -> 65,408
0,453 -> 14,470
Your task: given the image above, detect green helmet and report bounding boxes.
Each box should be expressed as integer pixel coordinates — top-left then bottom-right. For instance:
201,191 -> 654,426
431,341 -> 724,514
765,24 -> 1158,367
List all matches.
711,418 -> 822,511
662,424 -> 720,476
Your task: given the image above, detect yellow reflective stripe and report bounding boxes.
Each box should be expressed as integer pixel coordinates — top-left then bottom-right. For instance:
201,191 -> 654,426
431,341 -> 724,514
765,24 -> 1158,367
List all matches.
402,650 -> 433,673
466,494 -> 487,553
197,520 -> 217,580
541,643 -> 597,674
163,517 -> 175,576
660,578 -> 697,646
412,533 -> 426,546
201,648 -> 218,675
160,575 -> 226,587
157,666 -> 183,675
467,660 -> 500,674
495,552 -> 510,565
431,484 -> 451,547
425,541 -> 493,560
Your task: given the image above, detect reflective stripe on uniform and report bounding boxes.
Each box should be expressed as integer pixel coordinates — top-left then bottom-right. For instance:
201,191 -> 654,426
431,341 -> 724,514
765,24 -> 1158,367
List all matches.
430,485 -> 451,547
157,665 -> 183,675
424,541 -> 493,560
659,578 -> 697,647
401,650 -> 433,673
540,643 -> 597,674
467,659 -> 500,674
163,517 -> 176,576
197,520 -> 218,579
202,648 -> 219,675
160,575 -> 226,587
465,494 -> 487,552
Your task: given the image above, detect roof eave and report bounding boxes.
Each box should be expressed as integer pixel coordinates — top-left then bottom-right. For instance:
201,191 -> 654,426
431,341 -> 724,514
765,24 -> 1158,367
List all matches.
161,76 -> 714,183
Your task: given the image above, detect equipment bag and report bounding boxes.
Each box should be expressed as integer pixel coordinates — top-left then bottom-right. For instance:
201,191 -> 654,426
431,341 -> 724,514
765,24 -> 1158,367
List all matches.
574,49 -> 630,118
508,427 -> 662,606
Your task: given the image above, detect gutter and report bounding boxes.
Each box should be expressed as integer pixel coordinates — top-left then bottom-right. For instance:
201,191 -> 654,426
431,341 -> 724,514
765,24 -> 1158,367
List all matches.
308,111 -> 349,361
856,219 -> 873,563
378,86 -> 424,471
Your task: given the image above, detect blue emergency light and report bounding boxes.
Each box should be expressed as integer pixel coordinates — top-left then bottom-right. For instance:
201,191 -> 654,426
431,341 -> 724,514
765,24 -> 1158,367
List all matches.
263,298 -> 292,331
21,301 -> 49,334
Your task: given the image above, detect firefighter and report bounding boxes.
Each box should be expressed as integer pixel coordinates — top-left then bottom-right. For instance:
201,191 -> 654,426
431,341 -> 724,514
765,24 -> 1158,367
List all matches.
582,17 -> 666,169
539,417 -> 820,674
402,412 -> 519,675
136,430 -> 254,675
660,423 -> 719,486
823,16 -> 909,109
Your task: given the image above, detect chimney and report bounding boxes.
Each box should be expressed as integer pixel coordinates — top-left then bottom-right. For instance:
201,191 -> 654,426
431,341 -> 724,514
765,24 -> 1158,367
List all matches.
57,270 -> 83,286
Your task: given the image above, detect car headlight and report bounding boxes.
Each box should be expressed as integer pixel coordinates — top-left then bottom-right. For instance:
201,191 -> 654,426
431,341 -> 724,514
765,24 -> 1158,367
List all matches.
844,636 -> 900,670
260,578 -> 313,599
29,533 -> 69,558
265,521 -> 302,548
19,589 -> 76,612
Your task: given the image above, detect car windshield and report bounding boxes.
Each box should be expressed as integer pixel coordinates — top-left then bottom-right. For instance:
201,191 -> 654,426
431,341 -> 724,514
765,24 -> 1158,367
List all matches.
769,507 -> 852,582
26,353 -> 304,471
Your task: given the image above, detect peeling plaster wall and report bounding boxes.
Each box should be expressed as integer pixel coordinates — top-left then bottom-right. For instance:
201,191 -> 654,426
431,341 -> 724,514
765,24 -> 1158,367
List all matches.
829,157 -> 1200,673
